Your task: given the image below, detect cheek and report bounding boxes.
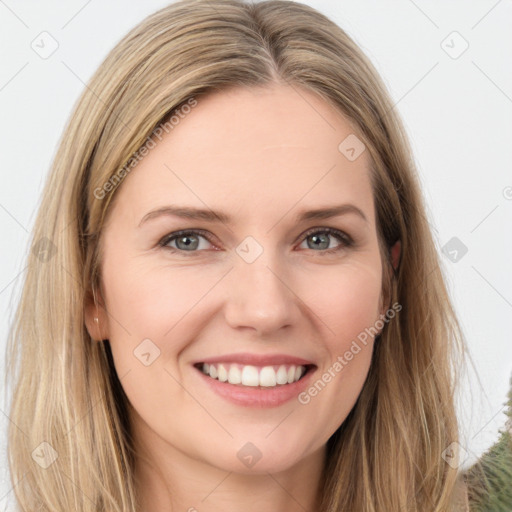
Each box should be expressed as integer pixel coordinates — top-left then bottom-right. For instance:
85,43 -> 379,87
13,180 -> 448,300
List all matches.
102,259 -> 217,348
309,261 -> 383,344
294,264 -> 382,437
99,258 -> 209,426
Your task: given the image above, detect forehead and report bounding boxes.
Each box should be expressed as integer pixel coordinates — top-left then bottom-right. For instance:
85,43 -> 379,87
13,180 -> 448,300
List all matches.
109,84 -> 375,228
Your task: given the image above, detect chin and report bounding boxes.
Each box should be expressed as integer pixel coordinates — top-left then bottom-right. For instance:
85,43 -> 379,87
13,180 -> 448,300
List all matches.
201,436 -> 316,476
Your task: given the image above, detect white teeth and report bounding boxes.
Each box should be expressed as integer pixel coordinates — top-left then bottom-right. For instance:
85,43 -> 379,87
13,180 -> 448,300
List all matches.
276,366 -> 288,385
259,366 -> 277,387
217,364 -> 228,382
200,363 -> 307,387
228,365 -> 241,384
241,365 -> 259,386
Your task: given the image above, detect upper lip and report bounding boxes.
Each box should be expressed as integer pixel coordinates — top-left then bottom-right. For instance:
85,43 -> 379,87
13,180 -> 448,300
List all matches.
194,352 -> 316,367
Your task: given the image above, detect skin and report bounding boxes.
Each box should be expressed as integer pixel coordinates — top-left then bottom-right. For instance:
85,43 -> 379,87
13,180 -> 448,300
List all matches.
85,83 -> 400,511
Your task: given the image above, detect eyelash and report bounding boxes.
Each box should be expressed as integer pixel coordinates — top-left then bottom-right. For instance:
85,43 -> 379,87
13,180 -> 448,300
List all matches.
158,227 -> 353,256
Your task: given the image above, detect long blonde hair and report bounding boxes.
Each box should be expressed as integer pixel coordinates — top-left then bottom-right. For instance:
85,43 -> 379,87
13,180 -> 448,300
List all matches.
5,0 -> 468,510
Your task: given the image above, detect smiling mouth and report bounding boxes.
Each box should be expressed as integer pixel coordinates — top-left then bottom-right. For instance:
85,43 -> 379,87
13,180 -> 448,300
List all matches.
194,362 -> 315,388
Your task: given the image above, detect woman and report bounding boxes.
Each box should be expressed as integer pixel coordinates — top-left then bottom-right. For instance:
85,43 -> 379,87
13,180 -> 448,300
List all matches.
5,0 -> 472,510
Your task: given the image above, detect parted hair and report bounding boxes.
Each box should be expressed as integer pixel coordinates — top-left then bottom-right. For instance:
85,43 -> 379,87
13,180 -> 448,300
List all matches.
5,0 -> 468,510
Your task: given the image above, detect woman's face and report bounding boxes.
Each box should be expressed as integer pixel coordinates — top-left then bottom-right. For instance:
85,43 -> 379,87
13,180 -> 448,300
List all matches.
89,83 -> 388,475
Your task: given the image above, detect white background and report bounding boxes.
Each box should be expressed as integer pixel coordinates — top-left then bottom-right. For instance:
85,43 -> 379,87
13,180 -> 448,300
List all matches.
1,0 -> 511,508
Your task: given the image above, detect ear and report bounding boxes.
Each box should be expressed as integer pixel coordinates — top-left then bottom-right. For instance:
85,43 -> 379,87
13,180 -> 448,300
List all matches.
84,285 -> 109,342
390,240 -> 401,271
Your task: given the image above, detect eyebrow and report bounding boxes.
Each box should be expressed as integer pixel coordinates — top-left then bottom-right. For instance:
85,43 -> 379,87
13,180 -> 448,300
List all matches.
138,203 -> 368,227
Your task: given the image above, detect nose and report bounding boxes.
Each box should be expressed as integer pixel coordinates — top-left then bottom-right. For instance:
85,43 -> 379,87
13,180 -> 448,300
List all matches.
223,247 -> 301,336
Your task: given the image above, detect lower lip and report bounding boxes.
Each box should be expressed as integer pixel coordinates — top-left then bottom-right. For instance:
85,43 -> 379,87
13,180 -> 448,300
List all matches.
194,366 -> 317,408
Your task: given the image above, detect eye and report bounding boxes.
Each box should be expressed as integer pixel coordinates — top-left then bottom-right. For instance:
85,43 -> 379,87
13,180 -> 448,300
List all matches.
298,227 -> 353,255
158,227 -> 353,255
159,230 -> 215,252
